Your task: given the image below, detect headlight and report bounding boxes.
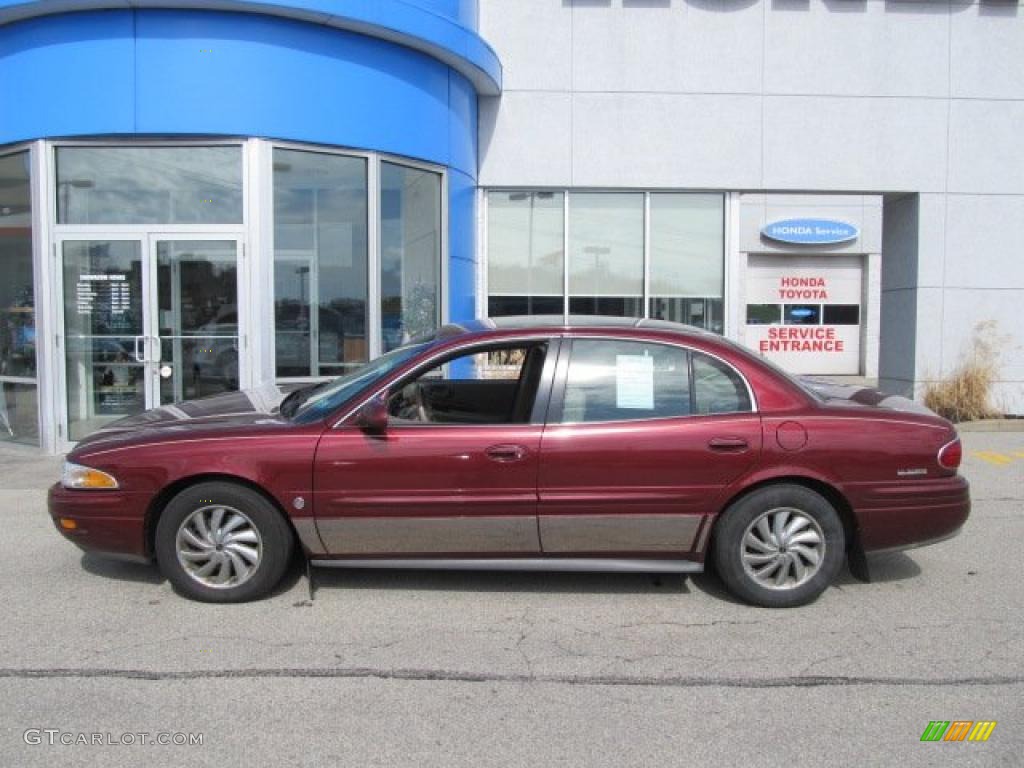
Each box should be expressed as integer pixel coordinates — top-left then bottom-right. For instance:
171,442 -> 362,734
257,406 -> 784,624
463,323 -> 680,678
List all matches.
61,461 -> 120,490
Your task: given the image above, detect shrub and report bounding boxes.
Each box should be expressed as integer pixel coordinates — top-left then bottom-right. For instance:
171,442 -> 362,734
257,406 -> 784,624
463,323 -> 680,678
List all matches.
922,321 -> 1001,422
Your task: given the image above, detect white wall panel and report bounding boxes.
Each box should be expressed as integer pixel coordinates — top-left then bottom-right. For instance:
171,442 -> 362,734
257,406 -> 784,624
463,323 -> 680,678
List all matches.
478,0 -> 571,92
571,0 -> 763,95
763,95 -> 948,192
951,4 -> 1024,100
571,93 -> 762,189
948,99 -> 1024,195
765,0 -> 950,98
478,92 -> 572,187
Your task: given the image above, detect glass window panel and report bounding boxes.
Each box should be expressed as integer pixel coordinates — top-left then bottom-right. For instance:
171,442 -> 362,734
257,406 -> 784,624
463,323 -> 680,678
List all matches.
650,297 -> 724,334
273,149 -> 368,377
381,162 -> 441,352
746,304 -> 781,325
0,152 -> 36,381
561,339 -> 690,423
692,352 -> 752,415
56,146 -> 242,225
488,296 -> 564,318
0,381 -> 38,445
568,193 -> 643,315
648,193 -> 723,332
487,191 -> 564,307
784,304 -> 821,325
649,194 -> 723,298
823,304 -> 860,325
62,240 -> 146,441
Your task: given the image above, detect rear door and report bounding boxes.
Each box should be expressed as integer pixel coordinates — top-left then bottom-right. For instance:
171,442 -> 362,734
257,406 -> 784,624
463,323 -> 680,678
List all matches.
537,337 -> 761,555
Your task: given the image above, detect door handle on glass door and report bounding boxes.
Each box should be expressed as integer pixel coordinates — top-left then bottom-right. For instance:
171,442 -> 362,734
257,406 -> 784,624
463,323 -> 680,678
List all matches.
708,437 -> 749,451
485,444 -> 527,462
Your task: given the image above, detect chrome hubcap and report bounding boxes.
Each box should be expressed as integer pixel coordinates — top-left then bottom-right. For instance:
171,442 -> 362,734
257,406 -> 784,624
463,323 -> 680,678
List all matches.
175,505 -> 262,589
741,507 -> 825,590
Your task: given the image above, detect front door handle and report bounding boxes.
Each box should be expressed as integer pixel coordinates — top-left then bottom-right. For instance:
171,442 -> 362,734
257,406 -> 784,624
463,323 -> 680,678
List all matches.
708,437 -> 749,451
485,444 -> 528,463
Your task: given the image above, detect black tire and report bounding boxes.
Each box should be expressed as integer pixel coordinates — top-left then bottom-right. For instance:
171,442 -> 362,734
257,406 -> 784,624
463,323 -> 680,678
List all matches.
713,484 -> 844,608
155,481 -> 293,603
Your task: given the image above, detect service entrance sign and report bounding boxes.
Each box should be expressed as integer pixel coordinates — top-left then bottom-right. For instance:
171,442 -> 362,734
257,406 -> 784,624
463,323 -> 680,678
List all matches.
744,254 -> 863,376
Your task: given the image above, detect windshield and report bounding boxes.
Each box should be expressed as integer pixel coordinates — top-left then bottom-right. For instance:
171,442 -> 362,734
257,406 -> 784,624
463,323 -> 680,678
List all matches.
289,341 -> 431,423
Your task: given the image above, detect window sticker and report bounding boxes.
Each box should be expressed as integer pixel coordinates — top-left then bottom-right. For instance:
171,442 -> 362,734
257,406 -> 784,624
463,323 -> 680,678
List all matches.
616,354 -> 654,409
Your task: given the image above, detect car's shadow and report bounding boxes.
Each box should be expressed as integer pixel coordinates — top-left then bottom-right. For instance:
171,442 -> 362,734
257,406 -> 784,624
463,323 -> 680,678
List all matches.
309,567 -> 691,596
79,549 -> 922,602
81,554 -> 165,585
835,551 -> 922,586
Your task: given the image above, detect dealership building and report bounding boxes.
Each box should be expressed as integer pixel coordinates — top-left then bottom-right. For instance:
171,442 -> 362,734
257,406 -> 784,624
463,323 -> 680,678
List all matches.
0,0 -> 1022,452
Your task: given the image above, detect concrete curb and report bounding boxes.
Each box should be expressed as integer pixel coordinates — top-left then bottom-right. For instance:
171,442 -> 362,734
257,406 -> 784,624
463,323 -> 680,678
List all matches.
955,419 -> 1024,433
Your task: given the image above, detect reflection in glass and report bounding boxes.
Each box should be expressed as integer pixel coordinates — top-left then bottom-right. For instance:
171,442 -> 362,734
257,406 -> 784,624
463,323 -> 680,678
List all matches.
561,339 -> 690,423
487,191 -> 564,317
746,303 -> 781,325
0,382 -> 38,445
823,304 -> 860,325
568,193 -> 643,317
56,146 -> 242,225
273,149 -> 368,377
785,304 -> 821,325
381,162 -> 441,351
648,194 -> 724,332
157,241 -> 238,404
0,150 -> 37,444
62,240 -> 145,441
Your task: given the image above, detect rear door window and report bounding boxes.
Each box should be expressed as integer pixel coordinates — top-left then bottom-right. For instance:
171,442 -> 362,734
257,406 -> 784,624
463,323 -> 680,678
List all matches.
560,339 -> 690,423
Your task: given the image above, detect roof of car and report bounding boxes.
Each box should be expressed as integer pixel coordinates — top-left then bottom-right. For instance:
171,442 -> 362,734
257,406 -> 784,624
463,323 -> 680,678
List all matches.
447,315 -> 718,337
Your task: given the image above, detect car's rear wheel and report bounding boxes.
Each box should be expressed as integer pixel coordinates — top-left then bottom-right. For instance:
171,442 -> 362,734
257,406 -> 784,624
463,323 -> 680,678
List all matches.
713,484 -> 844,608
155,481 -> 293,603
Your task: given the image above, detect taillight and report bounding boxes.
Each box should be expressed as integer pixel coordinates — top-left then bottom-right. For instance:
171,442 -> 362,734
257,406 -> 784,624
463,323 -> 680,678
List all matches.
938,438 -> 962,471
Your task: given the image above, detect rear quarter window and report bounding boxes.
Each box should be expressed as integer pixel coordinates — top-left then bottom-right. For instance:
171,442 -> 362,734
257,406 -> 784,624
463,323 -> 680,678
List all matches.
691,352 -> 752,415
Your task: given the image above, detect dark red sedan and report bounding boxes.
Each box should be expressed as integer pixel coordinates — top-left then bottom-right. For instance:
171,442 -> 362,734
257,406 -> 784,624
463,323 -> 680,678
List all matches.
49,317 -> 969,607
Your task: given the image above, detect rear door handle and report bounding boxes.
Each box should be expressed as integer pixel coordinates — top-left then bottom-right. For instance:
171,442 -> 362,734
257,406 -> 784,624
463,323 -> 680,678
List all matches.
485,444 -> 528,462
708,437 -> 749,451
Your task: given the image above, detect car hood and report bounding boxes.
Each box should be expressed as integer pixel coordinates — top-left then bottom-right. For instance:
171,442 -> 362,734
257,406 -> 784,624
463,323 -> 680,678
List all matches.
72,383 -> 306,450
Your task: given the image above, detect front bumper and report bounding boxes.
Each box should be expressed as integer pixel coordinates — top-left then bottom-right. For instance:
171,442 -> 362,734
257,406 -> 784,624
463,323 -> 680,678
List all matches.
850,475 -> 971,552
48,483 -> 150,560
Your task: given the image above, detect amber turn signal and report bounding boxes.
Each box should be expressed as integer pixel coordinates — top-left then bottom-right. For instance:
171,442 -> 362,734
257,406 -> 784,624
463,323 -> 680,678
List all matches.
61,461 -> 120,490
58,518 -> 78,530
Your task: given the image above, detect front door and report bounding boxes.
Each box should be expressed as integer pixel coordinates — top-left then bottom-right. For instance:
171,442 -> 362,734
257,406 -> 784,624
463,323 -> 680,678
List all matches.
313,341 -> 555,557
58,236 -> 242,444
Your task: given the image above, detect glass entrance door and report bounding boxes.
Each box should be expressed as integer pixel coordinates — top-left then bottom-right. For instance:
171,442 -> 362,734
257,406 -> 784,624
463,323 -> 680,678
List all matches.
154,239 -> 240,405
60,236 -> 242,443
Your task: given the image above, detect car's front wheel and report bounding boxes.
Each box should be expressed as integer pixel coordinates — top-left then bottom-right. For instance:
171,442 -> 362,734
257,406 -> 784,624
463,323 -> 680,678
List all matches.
155,481 -> 294,603
713,484 -> 845,608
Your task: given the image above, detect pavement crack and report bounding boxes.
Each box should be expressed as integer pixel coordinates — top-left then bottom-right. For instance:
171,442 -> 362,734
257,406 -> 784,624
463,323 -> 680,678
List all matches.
1,668 -> 1022,690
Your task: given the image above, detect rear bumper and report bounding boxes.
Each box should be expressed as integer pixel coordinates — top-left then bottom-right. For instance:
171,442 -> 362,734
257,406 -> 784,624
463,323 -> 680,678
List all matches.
48,483 -> 149,560
849,475 -> 970,552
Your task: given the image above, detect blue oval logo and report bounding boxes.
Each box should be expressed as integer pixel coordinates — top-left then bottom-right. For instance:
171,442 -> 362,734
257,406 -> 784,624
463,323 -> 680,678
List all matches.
761,218 -> 859,245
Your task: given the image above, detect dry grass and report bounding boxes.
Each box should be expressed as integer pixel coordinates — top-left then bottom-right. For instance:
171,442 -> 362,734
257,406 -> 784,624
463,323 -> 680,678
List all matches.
922,321 -> 1001,422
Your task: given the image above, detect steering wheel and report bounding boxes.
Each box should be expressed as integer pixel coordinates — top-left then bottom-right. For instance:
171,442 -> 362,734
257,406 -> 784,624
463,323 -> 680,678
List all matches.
393,382 -> 430,422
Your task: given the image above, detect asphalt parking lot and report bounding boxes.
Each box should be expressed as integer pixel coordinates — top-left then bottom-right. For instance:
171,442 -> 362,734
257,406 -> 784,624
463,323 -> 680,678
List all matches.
0,431 -> 1021,767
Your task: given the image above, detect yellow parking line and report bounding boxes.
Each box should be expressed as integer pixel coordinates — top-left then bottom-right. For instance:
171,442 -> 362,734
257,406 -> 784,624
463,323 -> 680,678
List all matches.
973,451 -> 1014,466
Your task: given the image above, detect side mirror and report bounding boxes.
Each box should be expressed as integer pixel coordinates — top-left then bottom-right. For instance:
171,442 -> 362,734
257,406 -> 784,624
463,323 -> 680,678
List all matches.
355,392 -> 389,434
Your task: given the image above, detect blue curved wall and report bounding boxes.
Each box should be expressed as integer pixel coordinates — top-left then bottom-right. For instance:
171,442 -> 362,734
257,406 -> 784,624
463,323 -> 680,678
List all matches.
0,5 -> 487,313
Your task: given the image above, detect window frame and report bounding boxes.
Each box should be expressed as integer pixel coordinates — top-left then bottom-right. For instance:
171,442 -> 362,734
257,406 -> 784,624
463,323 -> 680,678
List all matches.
548,335 -> 757,426
334,335 -> 562,429
482,189 -> 726,331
